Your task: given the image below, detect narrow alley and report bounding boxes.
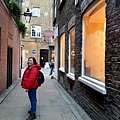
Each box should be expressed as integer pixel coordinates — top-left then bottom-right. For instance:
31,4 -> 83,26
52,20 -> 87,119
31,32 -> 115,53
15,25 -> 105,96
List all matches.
0,68 -> 91,120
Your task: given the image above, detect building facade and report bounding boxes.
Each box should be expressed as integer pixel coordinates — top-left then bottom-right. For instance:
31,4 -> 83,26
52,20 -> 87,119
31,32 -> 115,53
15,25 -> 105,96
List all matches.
53,0 -> 120,120
0,0 -> 21,94
21,0 -> 54,68
53,0 -> 59,78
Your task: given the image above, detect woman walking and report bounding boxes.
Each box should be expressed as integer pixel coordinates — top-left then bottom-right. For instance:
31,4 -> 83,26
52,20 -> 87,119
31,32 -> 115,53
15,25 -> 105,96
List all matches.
21,57 -> 41,120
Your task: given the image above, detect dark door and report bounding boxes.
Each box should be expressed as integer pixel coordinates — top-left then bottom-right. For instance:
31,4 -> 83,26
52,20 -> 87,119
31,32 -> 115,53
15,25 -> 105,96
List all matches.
7,47 -> 13,88
40,49 -> 48,67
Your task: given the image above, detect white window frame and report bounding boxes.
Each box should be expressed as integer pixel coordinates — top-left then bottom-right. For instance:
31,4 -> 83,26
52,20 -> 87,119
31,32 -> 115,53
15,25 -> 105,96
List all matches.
78,1 -> 106,95
31,25 -> 41,38
60,0 -> 63,3
54,4 -> 57,18
54,0 -> 57,18
66,28 -> 75,81
32,7 -> 40,17
75,0 -> 78,5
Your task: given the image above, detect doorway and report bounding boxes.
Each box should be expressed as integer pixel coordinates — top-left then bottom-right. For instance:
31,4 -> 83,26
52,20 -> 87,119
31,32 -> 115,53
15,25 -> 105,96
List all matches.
40,49 -> 48,67
7,47 -> 13,88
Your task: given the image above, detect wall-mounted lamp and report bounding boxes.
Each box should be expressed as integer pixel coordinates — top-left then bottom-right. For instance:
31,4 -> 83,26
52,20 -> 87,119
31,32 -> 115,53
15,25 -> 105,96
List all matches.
24,8 -> 32,23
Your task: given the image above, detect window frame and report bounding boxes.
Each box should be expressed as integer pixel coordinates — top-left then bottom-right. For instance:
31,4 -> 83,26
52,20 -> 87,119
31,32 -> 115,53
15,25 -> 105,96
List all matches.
66,27 -> 75,80
59,33 -> 65,73
78,1 -> 106,94
31,25 -> 41,38
60,0 -> 63,3
75,0 -> 78,5
0,27 -> 2,60
32,7 -> 40,17
54,3 -> 57,18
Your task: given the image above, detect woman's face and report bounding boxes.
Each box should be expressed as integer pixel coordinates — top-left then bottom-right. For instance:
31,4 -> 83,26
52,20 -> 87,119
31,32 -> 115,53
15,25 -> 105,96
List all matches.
28,58 -> 34,66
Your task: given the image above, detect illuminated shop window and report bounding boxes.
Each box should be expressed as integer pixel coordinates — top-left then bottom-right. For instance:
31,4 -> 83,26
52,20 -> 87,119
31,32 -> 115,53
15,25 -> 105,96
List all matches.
79,1 -> 106,94
60,34 -> 65,71
69,27 -> 75,74
83,2 -> 106,83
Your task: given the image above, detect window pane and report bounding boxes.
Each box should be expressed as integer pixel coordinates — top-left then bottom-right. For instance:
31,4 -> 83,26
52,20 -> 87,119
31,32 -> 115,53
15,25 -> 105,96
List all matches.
60,34 -> 65,68
69,28 -> 75,74
31,26 -> 41,38
84,3 -> 106,83
37,32 -> 40,37
32,29 -> 35,36
32,8 -> 40,17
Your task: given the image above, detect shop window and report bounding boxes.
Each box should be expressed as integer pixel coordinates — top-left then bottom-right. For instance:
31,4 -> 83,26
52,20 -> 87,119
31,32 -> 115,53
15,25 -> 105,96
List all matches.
31,25 -> 41,38
79,1 -> 106,94
67,27 -> 75,80
32,7 -> 40,17
59,33 -> 65,72
69,27 -> 75,74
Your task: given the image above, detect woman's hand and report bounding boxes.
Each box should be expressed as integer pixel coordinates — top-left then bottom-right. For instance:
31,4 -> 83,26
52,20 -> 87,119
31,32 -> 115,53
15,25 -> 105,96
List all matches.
25,89 -> 29,92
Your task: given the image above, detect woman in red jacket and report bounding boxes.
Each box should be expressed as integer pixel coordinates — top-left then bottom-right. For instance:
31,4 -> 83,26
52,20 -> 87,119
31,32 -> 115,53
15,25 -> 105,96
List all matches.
21,57 -> 41,120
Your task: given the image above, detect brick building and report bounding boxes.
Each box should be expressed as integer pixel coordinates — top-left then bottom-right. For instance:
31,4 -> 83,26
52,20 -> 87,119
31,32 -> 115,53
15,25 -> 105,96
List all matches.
53,0 -> 120,120
21,0 -> 54,68
0,0 -> 20,94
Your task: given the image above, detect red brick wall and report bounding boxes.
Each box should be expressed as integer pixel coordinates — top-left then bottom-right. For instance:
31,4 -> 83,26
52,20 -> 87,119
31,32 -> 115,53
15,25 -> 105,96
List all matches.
0,0 -> 20,93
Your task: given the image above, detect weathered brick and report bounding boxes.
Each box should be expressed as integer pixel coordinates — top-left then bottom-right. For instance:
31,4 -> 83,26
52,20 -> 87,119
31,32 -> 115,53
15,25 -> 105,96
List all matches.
0,0 -> 20,93
55,0 -> 120,120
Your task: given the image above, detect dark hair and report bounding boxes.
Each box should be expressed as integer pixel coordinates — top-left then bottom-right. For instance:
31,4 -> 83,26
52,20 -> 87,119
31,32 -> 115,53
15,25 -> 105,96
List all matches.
28,57 -> 37,65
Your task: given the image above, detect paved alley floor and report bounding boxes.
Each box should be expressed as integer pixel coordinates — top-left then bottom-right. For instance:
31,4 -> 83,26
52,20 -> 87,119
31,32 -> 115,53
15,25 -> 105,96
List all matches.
0,68 -> 92,120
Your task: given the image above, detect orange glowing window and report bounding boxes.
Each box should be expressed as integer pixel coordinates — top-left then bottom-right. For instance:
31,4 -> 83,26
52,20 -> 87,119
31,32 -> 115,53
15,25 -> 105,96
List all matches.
83,2 -> 106,83
60,34 -> 65,68
69,27 -> 75,74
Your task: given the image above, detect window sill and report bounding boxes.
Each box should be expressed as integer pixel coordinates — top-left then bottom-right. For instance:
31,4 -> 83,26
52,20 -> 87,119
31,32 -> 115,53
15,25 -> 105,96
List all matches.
59,67 -> 65,73
32,16 -> 40,17
78,75 -> 106,94
31,37 -> 41,39
66,73 -> 75,81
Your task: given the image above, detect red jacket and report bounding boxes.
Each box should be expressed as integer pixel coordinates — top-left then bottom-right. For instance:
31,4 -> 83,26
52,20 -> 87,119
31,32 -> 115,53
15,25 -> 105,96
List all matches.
21,64 -> 41,89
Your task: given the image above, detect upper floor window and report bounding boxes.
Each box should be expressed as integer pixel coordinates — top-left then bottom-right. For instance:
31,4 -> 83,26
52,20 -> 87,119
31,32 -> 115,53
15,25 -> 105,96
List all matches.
32,7 -> 40,17
31,25 -> 41,38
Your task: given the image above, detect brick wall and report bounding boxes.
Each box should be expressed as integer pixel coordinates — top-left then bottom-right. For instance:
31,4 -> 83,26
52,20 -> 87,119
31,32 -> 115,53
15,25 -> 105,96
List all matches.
57,0 -> 120,120
58,0 -> 77,91
105,0 -> 120,119
0,0 -> 20,93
